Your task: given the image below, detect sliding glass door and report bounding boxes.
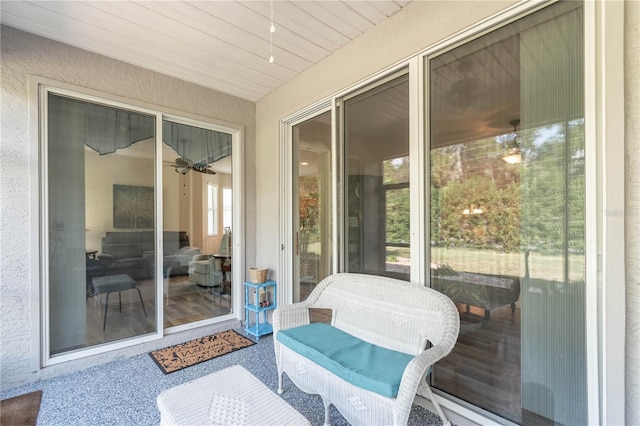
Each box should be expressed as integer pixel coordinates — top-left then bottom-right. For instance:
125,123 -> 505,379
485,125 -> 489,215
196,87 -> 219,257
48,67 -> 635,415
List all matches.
47,93 -> 157,354
161,119 -> 234,326
427,2 -> 585,424
282,2 -> 588,424
342,72 -> 410,280
291,111 -> 332,302
44,90 -> 238,360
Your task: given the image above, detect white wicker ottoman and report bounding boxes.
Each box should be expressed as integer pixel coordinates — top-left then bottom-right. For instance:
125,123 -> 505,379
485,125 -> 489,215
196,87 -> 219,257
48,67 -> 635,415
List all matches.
157,365 -> 310,426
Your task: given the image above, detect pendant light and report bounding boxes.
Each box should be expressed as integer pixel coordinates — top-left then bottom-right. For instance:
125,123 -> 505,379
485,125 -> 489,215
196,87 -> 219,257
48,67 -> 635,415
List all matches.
502,119 -> 522,164
269,0 -> 275,63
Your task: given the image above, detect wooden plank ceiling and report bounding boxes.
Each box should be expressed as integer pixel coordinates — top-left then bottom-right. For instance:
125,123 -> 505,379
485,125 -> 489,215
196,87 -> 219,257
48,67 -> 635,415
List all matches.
1,0 -> 412,102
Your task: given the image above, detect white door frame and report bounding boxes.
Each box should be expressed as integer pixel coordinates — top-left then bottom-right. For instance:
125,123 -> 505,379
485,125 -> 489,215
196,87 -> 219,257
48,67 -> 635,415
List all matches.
279,101 -> 333,305
35,79 -> 245,366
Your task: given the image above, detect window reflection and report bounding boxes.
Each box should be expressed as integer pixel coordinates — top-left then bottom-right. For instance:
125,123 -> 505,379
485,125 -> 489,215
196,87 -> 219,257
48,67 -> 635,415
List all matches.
428,3 -> 585,424
343,73 -> 410,280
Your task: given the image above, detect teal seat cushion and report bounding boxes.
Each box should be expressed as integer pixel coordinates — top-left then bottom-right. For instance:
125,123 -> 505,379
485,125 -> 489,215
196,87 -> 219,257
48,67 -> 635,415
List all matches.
277,323 -> 413,398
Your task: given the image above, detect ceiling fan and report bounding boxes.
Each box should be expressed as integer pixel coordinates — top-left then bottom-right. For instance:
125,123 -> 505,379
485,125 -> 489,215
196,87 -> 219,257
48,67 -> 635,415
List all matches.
164,157 -> 216,175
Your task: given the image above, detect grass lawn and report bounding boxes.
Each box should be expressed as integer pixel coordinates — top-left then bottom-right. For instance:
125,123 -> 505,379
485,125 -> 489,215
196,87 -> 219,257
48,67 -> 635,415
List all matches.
430,247 -> 584,282
386,246 -> 585,282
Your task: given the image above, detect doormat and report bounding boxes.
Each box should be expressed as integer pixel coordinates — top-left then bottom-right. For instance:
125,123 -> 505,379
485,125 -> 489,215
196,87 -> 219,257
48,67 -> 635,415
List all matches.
0,390 -> 42,426
150,329 -> 255,374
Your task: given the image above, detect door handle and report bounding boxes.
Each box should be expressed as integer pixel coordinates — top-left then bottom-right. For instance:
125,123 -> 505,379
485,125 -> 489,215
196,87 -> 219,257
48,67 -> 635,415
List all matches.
295,231 -> 299,256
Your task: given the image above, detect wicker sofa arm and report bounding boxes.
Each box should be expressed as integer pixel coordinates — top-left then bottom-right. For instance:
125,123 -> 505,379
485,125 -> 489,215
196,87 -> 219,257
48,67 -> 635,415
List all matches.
396,344 -> 451,411
272,301 -> 312,375
273,302 -> 312,333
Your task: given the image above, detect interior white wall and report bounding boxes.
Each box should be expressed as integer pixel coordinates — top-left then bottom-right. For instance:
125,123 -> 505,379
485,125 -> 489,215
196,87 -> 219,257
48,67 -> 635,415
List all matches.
85,148 -> 200,254
254,1 -> 638,424
85,149 -> 156,253
162,166 -> 183,236
0,25 -> 256,390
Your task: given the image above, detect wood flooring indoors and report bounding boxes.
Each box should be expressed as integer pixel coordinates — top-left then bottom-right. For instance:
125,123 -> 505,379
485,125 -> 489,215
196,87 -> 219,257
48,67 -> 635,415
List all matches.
84,275 -> 231,347
433,303 -> 545,425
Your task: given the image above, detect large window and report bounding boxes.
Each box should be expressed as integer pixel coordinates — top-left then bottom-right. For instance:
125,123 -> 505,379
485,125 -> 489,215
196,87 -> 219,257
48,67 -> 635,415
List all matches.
222,187 -> 232,229
207,183 -> 218,236
428,2 -> 585,424
383,156 -> 410,275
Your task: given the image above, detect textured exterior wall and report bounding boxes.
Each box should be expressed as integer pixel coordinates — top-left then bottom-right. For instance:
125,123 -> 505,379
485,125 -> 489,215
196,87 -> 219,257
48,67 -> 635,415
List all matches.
0,25 -> 256,390
625,1 -> 640,424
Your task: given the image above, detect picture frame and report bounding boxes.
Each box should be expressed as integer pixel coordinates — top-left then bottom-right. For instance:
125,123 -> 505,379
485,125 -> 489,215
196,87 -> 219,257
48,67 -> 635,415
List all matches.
113,184 -> 154,228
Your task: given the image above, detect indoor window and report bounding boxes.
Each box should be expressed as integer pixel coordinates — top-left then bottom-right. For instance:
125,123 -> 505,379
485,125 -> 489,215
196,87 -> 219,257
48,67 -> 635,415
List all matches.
208,183 -> 218,236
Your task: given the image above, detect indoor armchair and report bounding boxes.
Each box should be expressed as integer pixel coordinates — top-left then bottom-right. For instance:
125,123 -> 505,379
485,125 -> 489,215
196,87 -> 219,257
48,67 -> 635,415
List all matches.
188,255 -> 224,292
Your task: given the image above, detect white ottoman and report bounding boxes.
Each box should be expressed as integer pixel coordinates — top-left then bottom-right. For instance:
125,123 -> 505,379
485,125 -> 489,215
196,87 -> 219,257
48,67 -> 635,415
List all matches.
157,365 -> 310,426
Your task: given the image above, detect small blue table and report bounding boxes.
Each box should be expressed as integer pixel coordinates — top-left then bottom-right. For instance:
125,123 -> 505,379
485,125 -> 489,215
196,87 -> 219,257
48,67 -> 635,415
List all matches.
244,280 -> 277,340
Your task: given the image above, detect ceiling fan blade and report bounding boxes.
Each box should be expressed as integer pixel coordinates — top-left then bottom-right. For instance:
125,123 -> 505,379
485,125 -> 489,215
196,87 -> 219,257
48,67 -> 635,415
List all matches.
189,166 -> 215,175
190,162 -> 215,175
175,157 -> 191,167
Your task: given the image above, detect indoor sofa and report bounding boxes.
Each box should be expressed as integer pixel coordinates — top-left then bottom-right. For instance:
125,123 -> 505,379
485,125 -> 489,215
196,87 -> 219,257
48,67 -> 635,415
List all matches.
98,231 -> 191,280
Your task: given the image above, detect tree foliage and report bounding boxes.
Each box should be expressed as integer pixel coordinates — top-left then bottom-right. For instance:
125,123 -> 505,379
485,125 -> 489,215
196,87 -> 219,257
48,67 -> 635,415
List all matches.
299,176 -> 320,253
297,122 -> 585,257
384,157 -> 410,244
431,121 -> 585,255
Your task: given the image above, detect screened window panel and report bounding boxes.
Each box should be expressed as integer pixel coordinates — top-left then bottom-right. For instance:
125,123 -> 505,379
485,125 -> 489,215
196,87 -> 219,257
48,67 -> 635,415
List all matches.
427,3 -> 585,424
48,94 -> 156,355
162,120 -> 233,324
293,111 -> 333,303
343,74 -> 410,280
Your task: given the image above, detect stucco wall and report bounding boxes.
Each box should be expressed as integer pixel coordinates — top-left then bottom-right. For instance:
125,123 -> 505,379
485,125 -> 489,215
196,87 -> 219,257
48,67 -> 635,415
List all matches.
0,25 -> 256,390
625,1 -> 640,424
255,0 -> 638,422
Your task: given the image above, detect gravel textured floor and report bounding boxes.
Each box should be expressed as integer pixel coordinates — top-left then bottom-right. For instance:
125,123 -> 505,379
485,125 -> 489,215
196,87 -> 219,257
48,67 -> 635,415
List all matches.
0,330 -> 444,425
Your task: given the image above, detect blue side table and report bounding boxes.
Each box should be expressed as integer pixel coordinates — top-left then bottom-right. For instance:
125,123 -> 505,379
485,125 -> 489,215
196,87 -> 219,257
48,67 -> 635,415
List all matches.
244,280 -> 277,340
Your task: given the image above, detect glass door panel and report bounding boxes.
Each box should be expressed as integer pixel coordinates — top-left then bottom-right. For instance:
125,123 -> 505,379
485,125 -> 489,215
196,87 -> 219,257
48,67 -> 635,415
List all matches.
427,2 -> 585,424
48,93 -> 157,355
292,111 -> 332,302
343,73 -> 410,280
161,120 -> 233,326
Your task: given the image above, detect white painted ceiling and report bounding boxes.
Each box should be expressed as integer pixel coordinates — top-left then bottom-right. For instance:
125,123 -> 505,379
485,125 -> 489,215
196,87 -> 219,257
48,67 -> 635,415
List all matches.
0,0 -> 412,102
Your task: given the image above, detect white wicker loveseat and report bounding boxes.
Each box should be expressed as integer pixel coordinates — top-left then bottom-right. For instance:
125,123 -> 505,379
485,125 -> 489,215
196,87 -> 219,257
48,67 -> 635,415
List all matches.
273,273 -> 460,426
